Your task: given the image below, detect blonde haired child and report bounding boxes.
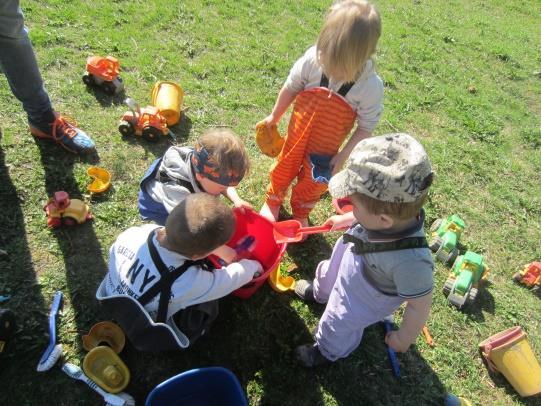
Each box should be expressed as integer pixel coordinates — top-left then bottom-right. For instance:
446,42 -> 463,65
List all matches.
259,0 -> 383,227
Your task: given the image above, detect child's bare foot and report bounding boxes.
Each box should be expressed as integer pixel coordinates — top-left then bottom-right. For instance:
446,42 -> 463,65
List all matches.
259,201 -> 280,222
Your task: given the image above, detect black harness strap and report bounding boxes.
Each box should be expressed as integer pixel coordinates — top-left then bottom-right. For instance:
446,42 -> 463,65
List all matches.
342,234 -> 428,255
138,230 -> 197,323
320,73 -> 355,98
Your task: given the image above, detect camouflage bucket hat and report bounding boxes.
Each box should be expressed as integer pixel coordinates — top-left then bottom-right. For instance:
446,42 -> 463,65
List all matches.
329,133 -> 433,203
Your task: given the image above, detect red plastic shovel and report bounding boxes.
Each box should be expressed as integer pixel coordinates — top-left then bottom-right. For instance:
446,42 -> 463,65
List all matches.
273,220 -> 333,244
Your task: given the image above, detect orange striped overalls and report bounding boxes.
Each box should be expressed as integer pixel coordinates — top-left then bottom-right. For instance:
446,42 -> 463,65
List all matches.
265,75 -> 357,219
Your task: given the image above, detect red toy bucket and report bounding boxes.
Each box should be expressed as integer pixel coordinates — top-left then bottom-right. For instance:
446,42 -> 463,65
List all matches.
209,209 -> 287,299
332,197 -> 353,215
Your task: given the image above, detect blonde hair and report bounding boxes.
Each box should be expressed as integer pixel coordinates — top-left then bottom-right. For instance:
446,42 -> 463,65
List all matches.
165,193 -> 235,257
195,128 -> 250,181
317,0 -> 381,82
353,190 -> 430,221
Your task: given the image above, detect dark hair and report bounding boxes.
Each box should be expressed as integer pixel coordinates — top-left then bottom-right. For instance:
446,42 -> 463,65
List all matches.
165,193 -> 235,257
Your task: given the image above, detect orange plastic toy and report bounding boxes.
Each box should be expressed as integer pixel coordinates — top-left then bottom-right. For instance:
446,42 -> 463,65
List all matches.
119,98 -> 169,142
44,191 -> 92,228
513,262 -> 541,293
83,55 -> 124,95
255,122 -> 285,158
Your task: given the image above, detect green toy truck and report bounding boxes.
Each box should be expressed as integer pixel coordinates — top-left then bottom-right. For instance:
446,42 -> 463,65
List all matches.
429,215 -> 465,264
443,251 -> 489,309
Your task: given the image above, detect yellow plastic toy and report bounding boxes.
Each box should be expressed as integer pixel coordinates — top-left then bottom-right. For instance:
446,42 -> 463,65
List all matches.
268,265 -> 295,293
83,346 -> 130,393
44,191 -> 92,228
82,321 -> 125,354
87,166 -> 111,194
151,81 -> 184,126
255,122 -> 285,158
479,326 -> 541,397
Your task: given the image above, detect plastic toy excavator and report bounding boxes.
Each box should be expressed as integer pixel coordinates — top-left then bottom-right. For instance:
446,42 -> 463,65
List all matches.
83,55 -> 124,95
429,215 -> 465,264
513,262 -> 541,295
118,98 -> 169,142
443,251 -> 489,309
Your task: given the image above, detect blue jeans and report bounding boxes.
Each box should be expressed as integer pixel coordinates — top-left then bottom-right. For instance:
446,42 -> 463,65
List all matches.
0,0 -> 54,126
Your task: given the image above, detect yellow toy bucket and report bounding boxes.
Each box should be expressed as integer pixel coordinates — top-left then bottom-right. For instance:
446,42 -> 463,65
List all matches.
87,166 -> 111,194
479,326 -> 541,397
83,346 -> 130,393
151,81 -> 183,126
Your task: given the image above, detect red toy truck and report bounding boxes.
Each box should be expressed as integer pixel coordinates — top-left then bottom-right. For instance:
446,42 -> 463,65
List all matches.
513,262 -> 541,294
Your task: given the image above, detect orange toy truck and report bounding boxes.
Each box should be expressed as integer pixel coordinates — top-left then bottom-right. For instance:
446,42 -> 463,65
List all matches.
118,98 -> 169,142
44,191 -> 92,228
82,55 -> 124,95
513,262 -> 541,295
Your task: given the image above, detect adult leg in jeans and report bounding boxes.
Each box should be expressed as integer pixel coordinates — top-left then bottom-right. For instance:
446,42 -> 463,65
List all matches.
0,0 -> 95,154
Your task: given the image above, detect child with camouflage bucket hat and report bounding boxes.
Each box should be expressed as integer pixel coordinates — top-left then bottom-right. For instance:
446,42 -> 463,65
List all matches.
295,133 -> 435,367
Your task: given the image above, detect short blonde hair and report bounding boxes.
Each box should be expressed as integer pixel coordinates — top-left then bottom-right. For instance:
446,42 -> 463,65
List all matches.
196,128 -> 250,181
352,189 -> 431,221
317,0 -> 381,82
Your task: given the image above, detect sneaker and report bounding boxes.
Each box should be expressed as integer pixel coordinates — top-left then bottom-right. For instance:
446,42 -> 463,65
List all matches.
30,113 -> 95,154
295,343 -> 330,367
295,279 -> 316,302
259,201 -> 280,222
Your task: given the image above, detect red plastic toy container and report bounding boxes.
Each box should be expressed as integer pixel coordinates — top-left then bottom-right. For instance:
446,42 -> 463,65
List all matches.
332,197 -> 353,215
209,209 -> 287,299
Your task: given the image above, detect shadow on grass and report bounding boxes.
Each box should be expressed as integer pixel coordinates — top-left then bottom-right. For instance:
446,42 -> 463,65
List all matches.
0,140 -> 109,404
0,144 -> 50,402
85,85 -> 126,107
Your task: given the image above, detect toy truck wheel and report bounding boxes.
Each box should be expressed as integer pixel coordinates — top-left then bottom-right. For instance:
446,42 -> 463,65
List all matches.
47,217 -> 62,229
429,237 -> 442,252
62,216 -> 77,226
444,248 -> 459,265
442,278 -> 454,297
512,272 -> 523,283
82,74 -> 94,86
142,126 -> 161,143
467,288 -> 478,304
430,219 -> 442,233
118,121 -> 134,137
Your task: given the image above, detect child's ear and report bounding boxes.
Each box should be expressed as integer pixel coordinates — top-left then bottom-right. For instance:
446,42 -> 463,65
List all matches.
379,214 -> 395,229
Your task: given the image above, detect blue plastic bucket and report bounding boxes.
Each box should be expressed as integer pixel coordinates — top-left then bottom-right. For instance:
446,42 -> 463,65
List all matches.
145,367 -> 248,406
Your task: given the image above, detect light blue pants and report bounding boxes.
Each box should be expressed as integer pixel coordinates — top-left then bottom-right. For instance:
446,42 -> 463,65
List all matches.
0,0 -> 54,125
313,236 -> 404,361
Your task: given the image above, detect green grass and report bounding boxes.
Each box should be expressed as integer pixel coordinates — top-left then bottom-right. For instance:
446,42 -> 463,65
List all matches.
0,0 -> 540,404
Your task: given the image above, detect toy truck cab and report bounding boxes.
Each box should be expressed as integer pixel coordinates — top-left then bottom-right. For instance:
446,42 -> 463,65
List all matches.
44,191 -> 92,228
429,215 -> 465,264
513,262 -> 541,293
82,55 -> 124,95
118,98 -> 169,142
443,251 -> 489,309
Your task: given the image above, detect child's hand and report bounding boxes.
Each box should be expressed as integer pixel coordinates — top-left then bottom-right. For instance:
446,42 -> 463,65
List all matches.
233,199 -> 253,214
257,114 -> 278,128
385,331 -> 410,353
212,245 -> 237,265
324,214 -> 354,231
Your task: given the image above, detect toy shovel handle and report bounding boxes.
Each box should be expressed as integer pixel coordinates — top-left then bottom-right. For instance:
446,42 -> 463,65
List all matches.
297,224 -> 333,236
